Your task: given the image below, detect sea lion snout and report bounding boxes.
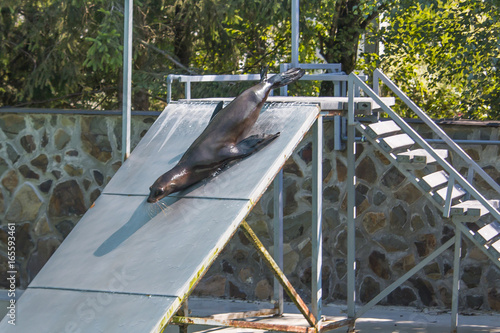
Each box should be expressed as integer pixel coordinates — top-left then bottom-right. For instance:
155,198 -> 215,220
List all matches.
147,186 -> 165,203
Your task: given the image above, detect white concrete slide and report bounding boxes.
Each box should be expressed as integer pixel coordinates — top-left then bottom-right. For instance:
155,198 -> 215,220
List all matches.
0,101 -> 319,333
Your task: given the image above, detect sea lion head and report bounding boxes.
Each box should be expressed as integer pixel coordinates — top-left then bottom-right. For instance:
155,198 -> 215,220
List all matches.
147,166 -> 187,203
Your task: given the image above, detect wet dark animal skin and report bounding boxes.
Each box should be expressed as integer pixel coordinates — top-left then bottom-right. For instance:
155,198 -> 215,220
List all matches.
147,67 -> 305,203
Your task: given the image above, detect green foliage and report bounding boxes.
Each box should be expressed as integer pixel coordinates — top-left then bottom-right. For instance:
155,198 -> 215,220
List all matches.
3,0 -> 497,119
361,0 -> 500,119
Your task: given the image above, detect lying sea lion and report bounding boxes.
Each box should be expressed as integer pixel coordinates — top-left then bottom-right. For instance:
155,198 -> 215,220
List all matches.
147,67 -> 305,203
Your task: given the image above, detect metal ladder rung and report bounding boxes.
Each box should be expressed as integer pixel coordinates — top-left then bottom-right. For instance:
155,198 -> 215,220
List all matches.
419,170 -> 449,192
450,199 -> 500,217
433,185 -> 466,205
365,120 -> 401,139
379,134 -> 414,153
397,148 -> 448,164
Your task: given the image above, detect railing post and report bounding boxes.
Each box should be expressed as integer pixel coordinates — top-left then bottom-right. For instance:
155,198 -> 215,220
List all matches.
167,75 -> 173,104
465,168 -> 475,201
279,63 -> 289,96
443,175 -> 455,218
273,169 -> 284,315
451,226 -> 462,333
373,69 -> 381,96
185,81 -> 191,100
312,115 -> 323,320
347,74 -> 357,321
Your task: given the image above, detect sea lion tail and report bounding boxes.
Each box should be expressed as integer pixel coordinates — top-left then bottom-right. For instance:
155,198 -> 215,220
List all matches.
267,67 -> 305,89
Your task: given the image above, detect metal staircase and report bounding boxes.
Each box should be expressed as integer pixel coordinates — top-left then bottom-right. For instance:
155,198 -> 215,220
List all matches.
345,69 -> 500,332
359,119 -> 500,262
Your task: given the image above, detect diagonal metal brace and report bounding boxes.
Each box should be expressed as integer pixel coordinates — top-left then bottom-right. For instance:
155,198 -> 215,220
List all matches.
172,315 -> 317,333
240,220 -> 319,328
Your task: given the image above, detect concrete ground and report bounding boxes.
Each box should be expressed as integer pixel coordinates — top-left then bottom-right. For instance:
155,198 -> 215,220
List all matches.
1,292 -> 499,332
163,297 -> 500,333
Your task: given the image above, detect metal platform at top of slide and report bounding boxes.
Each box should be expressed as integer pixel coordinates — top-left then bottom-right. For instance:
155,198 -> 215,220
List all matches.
0,101 -> 320,333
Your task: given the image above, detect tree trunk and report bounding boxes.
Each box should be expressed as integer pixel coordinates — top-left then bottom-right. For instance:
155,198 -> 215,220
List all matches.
171,2 -> 194,67
318,0 -> 367,96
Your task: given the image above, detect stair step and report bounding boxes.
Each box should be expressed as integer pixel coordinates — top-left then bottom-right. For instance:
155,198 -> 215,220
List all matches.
365,120 -> 401,139
397,149 -> 448,164
473,221 -> 500,245
433,185 -> 466,205
379,134 -> 414,153
489,239 -> 500,259
450,200 -> 500,217
419,170 -> 449,192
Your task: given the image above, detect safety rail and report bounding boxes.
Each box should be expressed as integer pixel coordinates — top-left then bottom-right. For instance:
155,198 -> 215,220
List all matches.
166,72 -> 365,103
351,71 -> 500,221
346,70 -> 500,333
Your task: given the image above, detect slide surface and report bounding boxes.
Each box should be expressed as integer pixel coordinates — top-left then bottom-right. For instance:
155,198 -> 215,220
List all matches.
0,101 -> 319,333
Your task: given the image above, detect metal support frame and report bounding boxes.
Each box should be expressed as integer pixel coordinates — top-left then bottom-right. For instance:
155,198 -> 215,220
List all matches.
171,116 -> 346,333
312,115 -> 323,320
274,169 -> 284,315
241,220 -> 318,328
122,0 -> 133,161
291,0 -> 299,67
346,69 -> 500,332
451,226 -> 462,333
346,75 -> 357,322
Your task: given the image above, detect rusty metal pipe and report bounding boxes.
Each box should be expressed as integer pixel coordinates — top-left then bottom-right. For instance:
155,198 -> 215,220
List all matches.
240,220 -> 318,328
208,308 -> 279,320
172,316 -> 316,333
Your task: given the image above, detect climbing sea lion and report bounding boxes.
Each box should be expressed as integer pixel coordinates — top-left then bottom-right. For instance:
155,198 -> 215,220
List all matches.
147,67 -> 305,203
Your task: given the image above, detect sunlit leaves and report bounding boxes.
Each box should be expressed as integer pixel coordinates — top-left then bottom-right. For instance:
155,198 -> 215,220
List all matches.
366,0 -> 500,119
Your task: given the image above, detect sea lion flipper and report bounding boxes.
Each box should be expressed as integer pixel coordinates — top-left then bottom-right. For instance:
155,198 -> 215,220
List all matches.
209,101 -> 224,122
222,132 -> 280,162
260,65 -> 269,82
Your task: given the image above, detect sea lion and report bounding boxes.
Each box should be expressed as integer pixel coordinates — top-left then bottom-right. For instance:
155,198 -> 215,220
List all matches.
147,67 -> 305,203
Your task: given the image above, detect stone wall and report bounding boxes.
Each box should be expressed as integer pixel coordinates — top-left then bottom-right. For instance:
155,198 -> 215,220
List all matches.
1,110 -> 499,313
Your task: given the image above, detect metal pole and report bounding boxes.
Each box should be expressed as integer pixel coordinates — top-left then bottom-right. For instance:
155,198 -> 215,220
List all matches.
451,227 -> 462,333
122,0 -> 133,161
291,0 -> 299,67
346,74 -> 357,321
312,115 -> 323,320
273,169 -> 284,315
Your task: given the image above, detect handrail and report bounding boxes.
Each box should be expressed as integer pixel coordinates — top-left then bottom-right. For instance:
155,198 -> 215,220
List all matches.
373,69 -> 500,195
349,72 -> 500,221
166,72 -> 364,103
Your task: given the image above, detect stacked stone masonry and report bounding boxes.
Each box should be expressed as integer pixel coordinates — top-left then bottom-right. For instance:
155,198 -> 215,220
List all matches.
0,111 -> 499,313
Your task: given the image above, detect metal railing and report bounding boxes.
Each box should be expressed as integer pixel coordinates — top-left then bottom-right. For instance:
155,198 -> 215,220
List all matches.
346,70 -> 500,332
166,64 -> 363,103
368,69 -> 500,219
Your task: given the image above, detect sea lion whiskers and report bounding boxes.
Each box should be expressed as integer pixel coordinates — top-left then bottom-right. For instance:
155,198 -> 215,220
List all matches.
158,200 -> 171,216
146,198 -> 172,218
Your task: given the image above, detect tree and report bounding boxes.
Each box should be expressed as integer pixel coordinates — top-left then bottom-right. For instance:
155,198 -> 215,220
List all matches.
362,0 -> 500,119
15,0 -> 491,115
299,0 -> 391,95
0,0 -> 294,109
